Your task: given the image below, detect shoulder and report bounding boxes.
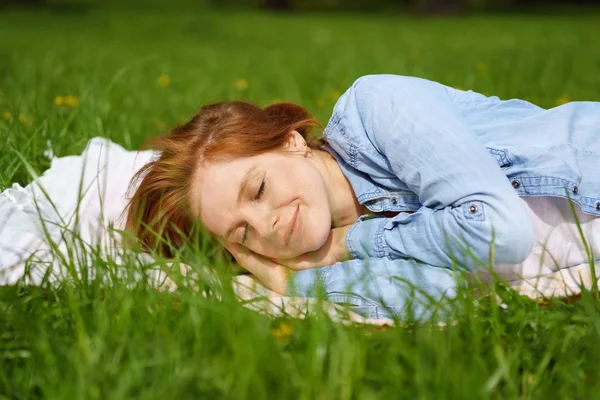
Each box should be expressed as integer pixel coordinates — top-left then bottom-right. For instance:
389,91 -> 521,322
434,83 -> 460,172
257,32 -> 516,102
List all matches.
330,74 -> 454,125
323,75 -> 460,168
322,75 -> 424,168
344,74 -> 451,100
325,74 -> 452,138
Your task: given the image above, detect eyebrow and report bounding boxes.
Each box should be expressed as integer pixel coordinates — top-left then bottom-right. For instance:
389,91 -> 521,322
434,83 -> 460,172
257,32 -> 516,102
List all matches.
224,164 -> 259,240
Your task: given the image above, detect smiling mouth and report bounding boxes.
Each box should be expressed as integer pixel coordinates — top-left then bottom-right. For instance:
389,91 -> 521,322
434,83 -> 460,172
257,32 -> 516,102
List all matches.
284,204 -> 299,246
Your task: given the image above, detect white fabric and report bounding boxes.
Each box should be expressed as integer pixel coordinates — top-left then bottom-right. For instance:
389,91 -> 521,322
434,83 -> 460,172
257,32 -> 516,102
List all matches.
0,138 -> 155,284
0,137 -> 598,324
490,196 -> 600,298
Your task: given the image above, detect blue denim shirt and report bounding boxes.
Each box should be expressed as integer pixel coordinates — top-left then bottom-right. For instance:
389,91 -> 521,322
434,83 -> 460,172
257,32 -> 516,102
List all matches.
287,74 -> 600,320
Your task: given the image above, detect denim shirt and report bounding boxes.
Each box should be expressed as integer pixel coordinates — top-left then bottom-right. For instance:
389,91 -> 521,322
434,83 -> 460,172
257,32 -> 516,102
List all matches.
287,74 -> 600,320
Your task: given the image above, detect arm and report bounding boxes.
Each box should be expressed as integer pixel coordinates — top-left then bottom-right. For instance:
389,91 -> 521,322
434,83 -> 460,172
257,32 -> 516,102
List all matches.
333,75 -> 534,270
223,241 -> 458,321
287,256 -> 458,321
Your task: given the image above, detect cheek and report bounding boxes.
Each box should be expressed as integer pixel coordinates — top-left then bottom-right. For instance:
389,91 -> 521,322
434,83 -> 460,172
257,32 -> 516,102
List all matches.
243,207 -> 332,260
292,172 -> 332,250
304,204 -> 332,250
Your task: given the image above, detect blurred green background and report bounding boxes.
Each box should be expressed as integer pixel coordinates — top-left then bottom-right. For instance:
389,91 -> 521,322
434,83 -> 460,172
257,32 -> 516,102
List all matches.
2,0 -> 600,12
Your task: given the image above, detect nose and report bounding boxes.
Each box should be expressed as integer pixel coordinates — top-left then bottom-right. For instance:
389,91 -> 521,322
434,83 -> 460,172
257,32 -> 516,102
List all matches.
242,205 -> 279,241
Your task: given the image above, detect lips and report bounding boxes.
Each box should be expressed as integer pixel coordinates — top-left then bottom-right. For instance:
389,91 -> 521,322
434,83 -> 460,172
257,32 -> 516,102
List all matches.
283,204 -> 299,246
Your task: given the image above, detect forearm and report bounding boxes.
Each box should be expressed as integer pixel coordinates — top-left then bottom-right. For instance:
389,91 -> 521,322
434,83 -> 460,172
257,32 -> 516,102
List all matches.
346,198 -> 534,271
287,257 -> 458,321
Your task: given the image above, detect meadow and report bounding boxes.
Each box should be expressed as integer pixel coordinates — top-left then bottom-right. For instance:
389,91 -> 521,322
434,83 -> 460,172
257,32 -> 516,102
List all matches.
1,5 -> 600,398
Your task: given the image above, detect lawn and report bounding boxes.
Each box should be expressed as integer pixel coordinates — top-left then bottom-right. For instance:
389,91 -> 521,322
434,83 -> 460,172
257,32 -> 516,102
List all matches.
1,5 -> 600,398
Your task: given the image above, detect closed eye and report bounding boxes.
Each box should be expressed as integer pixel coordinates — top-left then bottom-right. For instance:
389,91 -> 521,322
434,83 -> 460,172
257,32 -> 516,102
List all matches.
241,177 -> 267,244
255,179 -> 266,201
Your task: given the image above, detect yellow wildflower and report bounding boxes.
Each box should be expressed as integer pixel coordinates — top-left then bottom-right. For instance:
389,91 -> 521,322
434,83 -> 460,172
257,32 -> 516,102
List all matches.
157,74 -> 170,88
475,62 -> 488,74
271,321 -> 293,340
316,98 -> 325,108
329,90 -> 341,102
64,95 -> 80,108
54,96 -> 64,106
235,79 -> 248,91
154,119 -> 166,130
556,94 -> 570,105
18,114 -> 33,124
2,110 -> 12,121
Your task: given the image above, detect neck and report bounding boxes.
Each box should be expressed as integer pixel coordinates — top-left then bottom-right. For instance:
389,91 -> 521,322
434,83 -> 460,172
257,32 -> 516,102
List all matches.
310,149 -> 370,228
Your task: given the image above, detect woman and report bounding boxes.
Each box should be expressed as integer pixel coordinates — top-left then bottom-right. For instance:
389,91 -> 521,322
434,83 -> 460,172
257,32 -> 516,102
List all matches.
125,74 -> 600,320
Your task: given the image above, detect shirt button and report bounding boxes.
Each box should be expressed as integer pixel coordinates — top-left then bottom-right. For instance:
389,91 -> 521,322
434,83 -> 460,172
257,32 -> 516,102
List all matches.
572,186 -> 579,195
511,180 -> 520,189
469,204 -> 478,213
390,197 -> 398,205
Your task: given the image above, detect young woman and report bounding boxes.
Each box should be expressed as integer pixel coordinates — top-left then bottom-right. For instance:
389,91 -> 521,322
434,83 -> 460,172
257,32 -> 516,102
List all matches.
125,74 -> 600,320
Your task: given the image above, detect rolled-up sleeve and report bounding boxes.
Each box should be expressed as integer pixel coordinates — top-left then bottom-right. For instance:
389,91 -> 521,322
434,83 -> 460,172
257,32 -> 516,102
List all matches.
338,75 -> 534,270
287,257 -> 458,321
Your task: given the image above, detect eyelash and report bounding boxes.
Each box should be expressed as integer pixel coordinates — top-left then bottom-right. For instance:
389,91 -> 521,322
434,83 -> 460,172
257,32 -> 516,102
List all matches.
241,178 -> 266,244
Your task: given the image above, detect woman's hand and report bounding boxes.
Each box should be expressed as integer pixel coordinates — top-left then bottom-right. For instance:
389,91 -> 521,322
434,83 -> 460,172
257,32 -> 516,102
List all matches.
223,225 -> 353,292
272,225 -> 353,271
225,242 -> 292,295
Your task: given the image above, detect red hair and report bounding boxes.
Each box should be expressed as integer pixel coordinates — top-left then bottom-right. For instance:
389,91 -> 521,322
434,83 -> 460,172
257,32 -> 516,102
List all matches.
124,101 -> 324,258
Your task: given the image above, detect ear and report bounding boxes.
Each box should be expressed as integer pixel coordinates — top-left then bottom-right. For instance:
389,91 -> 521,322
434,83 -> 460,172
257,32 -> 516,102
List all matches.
284,130 -> 307,153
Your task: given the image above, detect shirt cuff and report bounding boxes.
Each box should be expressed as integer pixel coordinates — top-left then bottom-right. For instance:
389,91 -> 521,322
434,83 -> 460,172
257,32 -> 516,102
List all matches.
286,267 -> 330,296
344,215 -> 389,259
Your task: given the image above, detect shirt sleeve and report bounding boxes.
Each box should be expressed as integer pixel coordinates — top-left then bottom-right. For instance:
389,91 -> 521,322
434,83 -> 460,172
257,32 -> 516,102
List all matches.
337,75 -> 534,270
287,256 -> 458,321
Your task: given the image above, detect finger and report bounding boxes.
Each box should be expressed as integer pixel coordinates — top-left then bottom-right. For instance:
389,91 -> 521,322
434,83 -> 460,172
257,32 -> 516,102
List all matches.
219,240 -> 292,293
272,253 -> 327,271
277,258 -> 314,271
246,255 -> 291,295
223,242 -> 250,265
229,249 -> 291,294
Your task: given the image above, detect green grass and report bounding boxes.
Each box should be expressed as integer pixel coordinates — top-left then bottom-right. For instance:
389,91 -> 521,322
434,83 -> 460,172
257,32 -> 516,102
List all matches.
2,6 -> 600,399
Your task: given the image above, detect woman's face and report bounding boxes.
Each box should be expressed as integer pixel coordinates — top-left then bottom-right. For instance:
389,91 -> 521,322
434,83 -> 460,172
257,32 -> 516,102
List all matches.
190,132 -> 333,260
